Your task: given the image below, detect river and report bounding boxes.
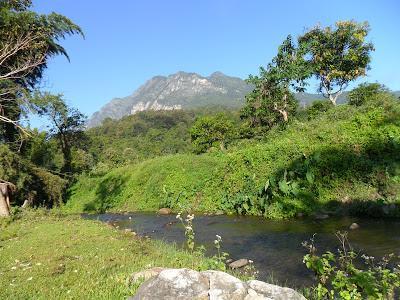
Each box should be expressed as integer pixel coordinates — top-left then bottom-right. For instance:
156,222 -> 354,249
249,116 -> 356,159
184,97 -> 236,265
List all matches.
83,213 -> 400,288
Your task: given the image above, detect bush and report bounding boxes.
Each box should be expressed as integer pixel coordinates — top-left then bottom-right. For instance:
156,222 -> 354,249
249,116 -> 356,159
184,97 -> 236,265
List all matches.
303,232 -> 400,299
348,82 -> 388,106
306,100 -> 334,119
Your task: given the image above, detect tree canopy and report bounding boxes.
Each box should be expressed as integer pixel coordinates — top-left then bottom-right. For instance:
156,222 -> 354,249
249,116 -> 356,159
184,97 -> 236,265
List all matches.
298,21 -> 374,105
0,0 -> 83,142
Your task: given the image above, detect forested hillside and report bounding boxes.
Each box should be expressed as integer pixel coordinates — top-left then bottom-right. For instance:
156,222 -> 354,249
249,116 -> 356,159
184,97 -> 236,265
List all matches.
66,91 -> 400,218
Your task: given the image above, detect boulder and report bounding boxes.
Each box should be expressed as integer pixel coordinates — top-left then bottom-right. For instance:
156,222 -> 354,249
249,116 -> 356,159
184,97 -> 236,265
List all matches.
202,270 -> 247,299
247,280 -> 306,300
130,268 -> 305,300
130,268 -> 209,300
349,223 -> 360,230
158,208 -> 172,215
229,259 -> 249,269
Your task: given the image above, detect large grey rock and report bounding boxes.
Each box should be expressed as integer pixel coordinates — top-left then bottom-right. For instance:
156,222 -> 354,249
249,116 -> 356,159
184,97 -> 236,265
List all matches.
130,268 -> 305,300
247,280 -> 306,300
202,270 -> 247,300
131,268 -> 209,300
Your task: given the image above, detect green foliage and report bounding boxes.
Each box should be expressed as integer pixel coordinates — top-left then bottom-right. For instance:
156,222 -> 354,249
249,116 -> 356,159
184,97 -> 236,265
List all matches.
33,92 -> 89,175
88,109 -> 241,167
305,100 -> 334,120
65,154 -> 225,214
190,113 -> 235,153
303,232 -> 400,299
67,93 -> 400,218
0,0 -> 83,213
241,35 -> 305,129
0,0 -> 83,87
298,21 -> 374,105
0,143 -> 67,207
348,82 -> 388,106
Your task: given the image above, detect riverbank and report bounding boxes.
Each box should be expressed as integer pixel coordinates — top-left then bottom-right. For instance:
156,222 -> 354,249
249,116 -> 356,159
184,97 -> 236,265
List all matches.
64,95 -> 400,219
0,210 -> 216,299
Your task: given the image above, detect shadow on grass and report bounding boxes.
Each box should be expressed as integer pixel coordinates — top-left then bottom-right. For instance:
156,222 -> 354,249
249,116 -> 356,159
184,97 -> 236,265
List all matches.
84,174 -> 129,213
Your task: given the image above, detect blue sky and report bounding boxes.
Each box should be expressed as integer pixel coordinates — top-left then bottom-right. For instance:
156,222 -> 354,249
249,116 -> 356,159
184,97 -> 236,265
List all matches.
34,0 -> 400,118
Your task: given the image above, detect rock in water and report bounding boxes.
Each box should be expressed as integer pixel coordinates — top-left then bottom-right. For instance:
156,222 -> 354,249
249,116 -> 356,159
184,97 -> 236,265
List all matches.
314,213 -> 329,220
229,258 -> 249,269
158,208 -> 172,215
130,268 -> 306,300
349,223 -> 360,230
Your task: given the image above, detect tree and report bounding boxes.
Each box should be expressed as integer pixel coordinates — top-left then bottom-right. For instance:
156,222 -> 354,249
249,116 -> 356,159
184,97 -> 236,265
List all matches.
0,0 -> 82,216
348,82 -> 388,106
241,36 -> 306,128
298,21 -> 374,105
35,93 -> 87,175
190,114 -> 234,153
0,0 -> 83,141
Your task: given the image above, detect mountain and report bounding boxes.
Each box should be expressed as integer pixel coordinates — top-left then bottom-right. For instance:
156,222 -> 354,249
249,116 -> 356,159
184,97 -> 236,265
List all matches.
87,71 -> 252,128
87,71 -> 399,128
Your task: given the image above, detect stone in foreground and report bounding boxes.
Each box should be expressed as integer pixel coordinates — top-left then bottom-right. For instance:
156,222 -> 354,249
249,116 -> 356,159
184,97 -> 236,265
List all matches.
131,268 -> 209,299
130,268 -> 306,300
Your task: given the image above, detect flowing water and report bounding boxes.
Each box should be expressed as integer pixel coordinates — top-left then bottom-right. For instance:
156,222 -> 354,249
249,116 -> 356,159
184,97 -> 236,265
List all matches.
84,213 -> 400,288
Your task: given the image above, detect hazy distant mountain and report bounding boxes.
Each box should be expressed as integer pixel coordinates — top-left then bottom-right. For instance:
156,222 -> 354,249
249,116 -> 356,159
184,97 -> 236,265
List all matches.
87,71 -> 252,128
87,71 -> 398,128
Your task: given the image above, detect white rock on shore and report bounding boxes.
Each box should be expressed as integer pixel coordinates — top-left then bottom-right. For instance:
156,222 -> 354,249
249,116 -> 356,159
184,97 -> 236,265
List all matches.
129,268 -> 306,300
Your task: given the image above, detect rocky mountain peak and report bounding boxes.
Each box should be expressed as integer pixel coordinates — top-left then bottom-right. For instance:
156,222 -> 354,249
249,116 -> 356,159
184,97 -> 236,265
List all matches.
87,71 -> 251,128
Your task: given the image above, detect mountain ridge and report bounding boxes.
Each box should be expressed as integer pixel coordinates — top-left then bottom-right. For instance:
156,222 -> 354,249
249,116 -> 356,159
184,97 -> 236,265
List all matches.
87,71 -> 399,128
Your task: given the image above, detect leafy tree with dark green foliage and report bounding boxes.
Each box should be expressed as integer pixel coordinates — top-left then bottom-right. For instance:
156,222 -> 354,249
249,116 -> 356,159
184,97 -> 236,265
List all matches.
0,0 -> 83,143
298,21 -> 374,105
190,113 -> 234,153
241,36 -> 306,128
348,82 -> 388,106
34,93 -> 88,175
0,0 -> 82,216
305,100 -> 334,120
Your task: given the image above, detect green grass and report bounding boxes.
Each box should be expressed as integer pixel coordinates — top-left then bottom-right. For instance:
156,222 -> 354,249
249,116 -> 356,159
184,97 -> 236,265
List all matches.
0,210 -> 214,299
65,95 -> 400,218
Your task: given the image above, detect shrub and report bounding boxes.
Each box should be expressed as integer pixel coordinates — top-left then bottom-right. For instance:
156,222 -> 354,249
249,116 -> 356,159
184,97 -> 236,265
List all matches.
348,83 -> 388,106
306,100 -> 334,119
303,232 -> 400,299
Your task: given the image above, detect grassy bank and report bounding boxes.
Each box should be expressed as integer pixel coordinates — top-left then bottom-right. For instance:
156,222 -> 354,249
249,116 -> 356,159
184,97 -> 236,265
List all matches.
65,95 -> 400,218
0,211 -> 214,299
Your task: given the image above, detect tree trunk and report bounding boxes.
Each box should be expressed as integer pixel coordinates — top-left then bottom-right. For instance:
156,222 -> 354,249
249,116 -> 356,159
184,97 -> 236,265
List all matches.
0,183 -> 11,217
279,110 -> 288,122
329,94 -> 337,106
219,140 -> 225,151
